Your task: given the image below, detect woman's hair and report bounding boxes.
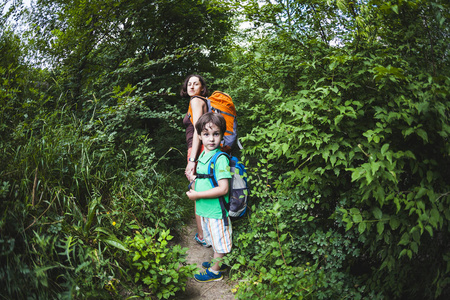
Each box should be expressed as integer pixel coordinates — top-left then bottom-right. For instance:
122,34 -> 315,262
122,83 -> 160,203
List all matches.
195,112 -> 226,136
180,74 -> 209,98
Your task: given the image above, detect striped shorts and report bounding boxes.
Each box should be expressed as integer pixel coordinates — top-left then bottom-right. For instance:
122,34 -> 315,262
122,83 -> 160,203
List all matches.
201,216 -> 232,254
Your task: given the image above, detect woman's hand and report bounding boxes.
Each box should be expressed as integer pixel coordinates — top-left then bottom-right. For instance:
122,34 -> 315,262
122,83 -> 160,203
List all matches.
187,171 -> 196,183
185,161 -> 196,180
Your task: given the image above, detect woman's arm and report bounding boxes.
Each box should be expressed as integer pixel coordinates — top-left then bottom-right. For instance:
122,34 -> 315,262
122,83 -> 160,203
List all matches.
186,178 -> 229,201
185,97 -> 207,176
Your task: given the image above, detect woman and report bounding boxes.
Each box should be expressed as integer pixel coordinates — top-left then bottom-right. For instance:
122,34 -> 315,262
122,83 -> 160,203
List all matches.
180,74 -> 209,247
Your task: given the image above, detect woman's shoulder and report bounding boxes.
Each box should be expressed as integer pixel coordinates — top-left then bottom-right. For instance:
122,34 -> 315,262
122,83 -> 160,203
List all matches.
190,96 -> 207,104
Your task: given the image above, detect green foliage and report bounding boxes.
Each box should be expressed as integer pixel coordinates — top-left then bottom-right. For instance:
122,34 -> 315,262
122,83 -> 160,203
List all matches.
27,0 -> 233,103
2,0 -> 235,296
228,199 -> 320,299
23,0 -> 235,162
126,228 -> 197,299
1,72 -> 192,298
3,0 -> 450,298
227,189 -> 378,299
223,0 -> 450,299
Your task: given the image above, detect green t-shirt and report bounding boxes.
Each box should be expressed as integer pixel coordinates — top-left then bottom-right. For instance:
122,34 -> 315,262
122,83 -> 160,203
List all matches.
195,148 -> 232,219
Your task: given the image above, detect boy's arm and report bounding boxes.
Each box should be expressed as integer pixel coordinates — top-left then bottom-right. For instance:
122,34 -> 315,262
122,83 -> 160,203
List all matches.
186,178 -> 229,201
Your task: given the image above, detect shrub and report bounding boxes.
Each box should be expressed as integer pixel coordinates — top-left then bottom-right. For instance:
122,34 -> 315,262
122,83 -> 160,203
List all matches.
126,228 -> 197,299
0,85 -> 193,298
225,1 -> 450,298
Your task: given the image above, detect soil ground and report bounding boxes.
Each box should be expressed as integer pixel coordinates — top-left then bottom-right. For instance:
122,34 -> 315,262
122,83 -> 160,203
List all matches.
176,216 -> 237,300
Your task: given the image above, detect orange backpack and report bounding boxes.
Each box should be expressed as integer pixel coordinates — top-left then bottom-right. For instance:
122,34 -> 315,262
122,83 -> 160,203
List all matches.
188,91 -> 238,152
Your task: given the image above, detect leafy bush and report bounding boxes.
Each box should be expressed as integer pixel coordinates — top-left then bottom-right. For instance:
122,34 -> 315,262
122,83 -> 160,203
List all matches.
227,188 -> 379,299
1,0 -> 233,298
126,228 -> 197,299
224,0 -> 450,298
0,80 -> 193,298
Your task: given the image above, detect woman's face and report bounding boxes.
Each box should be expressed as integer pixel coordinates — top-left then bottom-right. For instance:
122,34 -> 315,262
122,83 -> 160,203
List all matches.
187,76 -> 203,97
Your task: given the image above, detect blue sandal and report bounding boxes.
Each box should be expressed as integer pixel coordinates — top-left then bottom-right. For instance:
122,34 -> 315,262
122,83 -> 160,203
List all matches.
194,233 -> 211,247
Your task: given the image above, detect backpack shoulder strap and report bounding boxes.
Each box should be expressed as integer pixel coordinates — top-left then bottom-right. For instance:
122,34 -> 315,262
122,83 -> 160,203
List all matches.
193,151 -> 230,225
207,151 -> 230,187
193,151 -> 229,187
191,95 -> 208,104
207,151 -> 231,226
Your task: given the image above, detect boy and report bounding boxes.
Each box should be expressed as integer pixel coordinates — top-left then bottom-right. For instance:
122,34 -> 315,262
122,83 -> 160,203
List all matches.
186,112 -> 232,282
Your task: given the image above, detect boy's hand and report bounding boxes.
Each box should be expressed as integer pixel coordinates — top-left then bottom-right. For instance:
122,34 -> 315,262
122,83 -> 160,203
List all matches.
186,189 -> 197,201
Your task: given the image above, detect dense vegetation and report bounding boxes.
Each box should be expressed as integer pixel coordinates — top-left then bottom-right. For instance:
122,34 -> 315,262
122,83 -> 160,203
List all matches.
1,0 -> 449,299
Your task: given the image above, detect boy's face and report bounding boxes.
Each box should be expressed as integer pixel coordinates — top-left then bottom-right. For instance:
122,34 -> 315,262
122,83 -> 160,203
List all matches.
199,122 -> 222,153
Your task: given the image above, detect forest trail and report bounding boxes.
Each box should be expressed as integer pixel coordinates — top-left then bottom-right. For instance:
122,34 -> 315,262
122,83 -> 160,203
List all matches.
177,217 -> 237,299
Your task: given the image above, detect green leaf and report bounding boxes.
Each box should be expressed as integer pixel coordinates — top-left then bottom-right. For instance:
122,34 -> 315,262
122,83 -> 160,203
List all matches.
429,208 -> 440,228
410,242 -> 418,254
358,222 -> 366,234
84,197 -> 99,233
377,222 -> 384,235
399,249 -> 407,258
415,187 -> 427,199
426,171 -> 433,183
417,102 -> 429,113
350,208 -> 360,215
334,114 -> 344,125
345,222 -> 353,231
425,225 -> 434,237
391,4 -> 399,14
352,213 -> 362,223
330,155 -> 337,166
403,127 -> 414,137
381,144 -> 389,155
268,231 -> 277,239
133,252 -> 141,261
373,135 -> 380,143
390,217 -> 400,230
373,207 -> 383,220
386,151 -> 393,164
416,129 -> 428,142
94,227 -> 112,235
371,161 -> 381,174
273,202 -> 281,211
103,236 -> 129,252
398,233 -> 410,246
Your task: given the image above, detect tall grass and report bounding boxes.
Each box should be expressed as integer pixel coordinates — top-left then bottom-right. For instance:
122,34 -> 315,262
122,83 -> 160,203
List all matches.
1,94 -> 193,299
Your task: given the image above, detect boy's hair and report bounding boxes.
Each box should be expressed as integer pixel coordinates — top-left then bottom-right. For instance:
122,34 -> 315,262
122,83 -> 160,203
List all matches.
179,74 -> 209,98
195,112 -> 226,136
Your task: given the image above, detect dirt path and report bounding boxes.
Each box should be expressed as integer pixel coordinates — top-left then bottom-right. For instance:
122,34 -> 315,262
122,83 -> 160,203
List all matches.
177,217 -> 237,299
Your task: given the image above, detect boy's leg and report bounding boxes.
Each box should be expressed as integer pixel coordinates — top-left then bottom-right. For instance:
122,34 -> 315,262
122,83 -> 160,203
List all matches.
201,216 -> 232,254
188,147 -> 205,244
195,217 -> 231,282
211,252 -> 225,272
194,203 -> 210,247
195,202 -> 203,238
202,216 -> 232,271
